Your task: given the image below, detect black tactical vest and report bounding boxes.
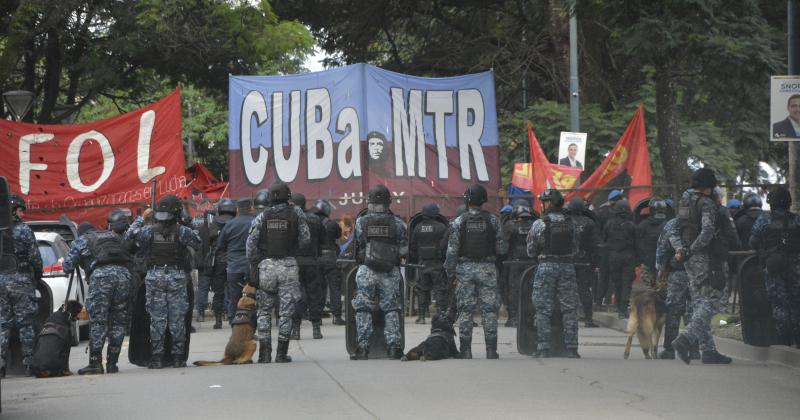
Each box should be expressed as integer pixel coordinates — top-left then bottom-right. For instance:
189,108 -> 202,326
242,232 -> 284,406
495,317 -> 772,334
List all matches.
543,214 -> 574,256
209,220 -> 227,264
0,228 -> 17,273
763,211 -> 800,253
638,218 -> 666,267
677,193 -> 709,248
259,205 -> 298,258
414,219 -> 445,261
88,230 -> 132,267
459,211 -> 496,258
149,224 -> 185,267
363,213 -> 400,272
508,216 -> 534,259
298,210 -> 321,257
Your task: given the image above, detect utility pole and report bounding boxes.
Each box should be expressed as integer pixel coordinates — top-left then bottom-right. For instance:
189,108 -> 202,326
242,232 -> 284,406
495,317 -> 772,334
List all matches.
569,0 -> 579,132
790,0 -> 799,210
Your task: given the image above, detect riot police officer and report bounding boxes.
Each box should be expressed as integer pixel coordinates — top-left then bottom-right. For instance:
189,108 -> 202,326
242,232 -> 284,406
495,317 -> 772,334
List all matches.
594,190 -> 624,306
0,195 -> 42,376
735,193 -> 763,249
63,209 -> 134,374
750,186 -> 800,347
501,199 -> 536,327
409,203 -> 448,323
636,198 -> 669,290
246,182 -> 310,363
291,193 -> 325,340
526,189 -> 580,358
197,199 -> 236,328
603,200 -> 637,319
314,199 -> 346,325
444,184 -> 507,359
125,195 -> 201,368
218,198 -> 257,324
350,185 -> 408,360
565,197 -> 600,328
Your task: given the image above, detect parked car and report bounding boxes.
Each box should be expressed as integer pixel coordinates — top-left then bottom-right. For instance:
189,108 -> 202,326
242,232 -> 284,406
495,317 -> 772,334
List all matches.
35,231 -> 89,346
28,216 -> 79,245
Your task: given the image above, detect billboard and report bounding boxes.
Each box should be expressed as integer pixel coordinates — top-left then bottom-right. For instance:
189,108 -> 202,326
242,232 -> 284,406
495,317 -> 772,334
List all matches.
771,76 -> 800,141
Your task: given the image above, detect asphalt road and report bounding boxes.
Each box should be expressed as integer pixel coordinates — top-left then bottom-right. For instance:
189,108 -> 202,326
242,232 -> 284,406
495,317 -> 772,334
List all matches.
2,317 -> 799,420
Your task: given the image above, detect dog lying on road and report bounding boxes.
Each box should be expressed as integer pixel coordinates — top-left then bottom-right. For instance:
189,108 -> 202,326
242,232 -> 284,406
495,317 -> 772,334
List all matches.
401,313 -> 460,361
194,285 -> 258,366
31,301 -> 84,378
624,289 -> 667,360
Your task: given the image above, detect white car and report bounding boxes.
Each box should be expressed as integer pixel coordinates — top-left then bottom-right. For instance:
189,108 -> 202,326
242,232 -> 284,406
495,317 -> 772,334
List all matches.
34,231 -> 89,346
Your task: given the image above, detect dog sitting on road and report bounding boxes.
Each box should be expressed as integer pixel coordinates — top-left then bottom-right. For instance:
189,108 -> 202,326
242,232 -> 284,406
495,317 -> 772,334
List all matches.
624,288 -> 667,360
31,301 -> 84,378
194,285 -> 258,366
401,313 -> 460,361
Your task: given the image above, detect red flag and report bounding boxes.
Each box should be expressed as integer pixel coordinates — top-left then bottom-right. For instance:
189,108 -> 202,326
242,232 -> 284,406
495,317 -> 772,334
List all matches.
527,122 -> 554,196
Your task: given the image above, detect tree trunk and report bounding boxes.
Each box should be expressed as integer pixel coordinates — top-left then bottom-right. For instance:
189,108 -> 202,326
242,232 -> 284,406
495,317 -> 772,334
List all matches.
654,57 -> 689,201
38,27 -> 61,123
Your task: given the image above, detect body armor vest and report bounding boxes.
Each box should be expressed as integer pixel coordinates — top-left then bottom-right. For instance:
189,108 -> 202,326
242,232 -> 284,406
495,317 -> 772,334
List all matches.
258,205 -> 298,258
763,212 -> 800,253
149,224 -> 185,267
677,193 -> 710,249
209,220 -> 227,265
459,211 -> 495,258
543,214 -> 574,256
0,228 -> 17,273
299,210 -> 321,257
88,230 -> 132,267
605,218 -> 634,252
508,217 -> 534,259
363,213 -> 399,272
638,218 -> 666,267
414,219 -> 445,261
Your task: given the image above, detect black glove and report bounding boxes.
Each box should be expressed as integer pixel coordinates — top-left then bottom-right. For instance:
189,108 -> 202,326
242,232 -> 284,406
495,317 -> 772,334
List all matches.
247,265 -> 260,289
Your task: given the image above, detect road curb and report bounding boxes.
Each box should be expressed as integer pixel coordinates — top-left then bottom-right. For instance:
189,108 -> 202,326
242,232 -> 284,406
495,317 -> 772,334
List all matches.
592,312 -> 800,368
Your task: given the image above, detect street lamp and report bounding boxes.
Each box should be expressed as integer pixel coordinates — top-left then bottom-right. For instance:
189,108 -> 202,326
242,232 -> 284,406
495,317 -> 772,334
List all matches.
2,90 -> 35,122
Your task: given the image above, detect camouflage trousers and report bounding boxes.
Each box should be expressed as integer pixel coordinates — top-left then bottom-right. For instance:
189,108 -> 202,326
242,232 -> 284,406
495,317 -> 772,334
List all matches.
351,265 -> 402,348
455,261 -> 499,341
532,262 -> 579,351
763,259 -> 800,345
256,258 -> 301,343
145,268 -> 189,356
0,273 -> 37,365
684,254 -> 726,352
87,265 -> 131,355
663,270 -> 692,351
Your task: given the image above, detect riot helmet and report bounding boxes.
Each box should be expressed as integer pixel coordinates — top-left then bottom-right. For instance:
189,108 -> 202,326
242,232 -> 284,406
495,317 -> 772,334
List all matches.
216,198 -> 237,217
614,199 -> 631,216
154,195 -> 182,222
539,189 -> 564,210
313,199 -> 333,218
291,193 -> 307,210
511,199 -> 531,218
422,203 -> 440,218
368,184 -> 391,205
743,193 -> 762,210
254,189 -> 270,210
767,186 -> 792,210
77,222 -> 96,237
648,198 -> 668,219
464,184 -> 488,206
690,168 -> 717,189
566,197 -> 586,214
269,182 -> 291,204
9,194 -> 25,222
107,209 -> 131,233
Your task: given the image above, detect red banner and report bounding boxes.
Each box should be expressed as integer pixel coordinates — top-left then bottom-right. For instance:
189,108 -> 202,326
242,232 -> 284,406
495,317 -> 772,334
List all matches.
0,89 -> 186,227
512,163 -> 582,193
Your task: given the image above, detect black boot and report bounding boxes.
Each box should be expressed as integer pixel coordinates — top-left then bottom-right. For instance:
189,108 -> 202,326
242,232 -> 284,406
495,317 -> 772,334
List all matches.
196,309 -> 205,323
25,364 -> 33,377
79,352 -> 105,375
350,345 -> 369,360
415,305 -> 426,324
290,319 -> 301,340
388,346 -> 403,359
659,329 -> 676,359
213,312 -> 223,329
505,314 -> 518,327
486,338 -> 499,359
312,320 -> 323,339
671,334 -> 692,365
584,319 -> 599,328
148,353 -> 163,369
566,348 -> 581,359
459,337 -> 472,359
332,314 -> 346,325
690,344 -> 701,360
106,347 -> 121,374
258,342 -> 272,363
701,350 -> 732,364
173,355 -> 186,368
533,348 -> 550,358
275,339 -> 292,363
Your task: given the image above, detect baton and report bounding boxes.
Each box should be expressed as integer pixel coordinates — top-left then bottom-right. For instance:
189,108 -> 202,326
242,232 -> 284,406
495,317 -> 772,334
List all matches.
336,259 -> 426,269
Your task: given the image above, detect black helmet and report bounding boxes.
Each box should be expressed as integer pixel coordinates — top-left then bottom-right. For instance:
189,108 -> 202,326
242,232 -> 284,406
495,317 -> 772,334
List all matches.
254,189 -> 270,210
291,193 -> 307,209
539,189 -> 564,209
77,222 -> 96,237
566,197 -> 585,214
313,199 -> 333,218
511,199 -> 531,218
743,193 -> 762,210
464,184 -> 488,206
108,209 -> 131,233
216,198 -> 237,216
615,199 -> 630,215
155,195 -> 182,222
767,186 -> 792,210
368,184 -> 391,205
269,182 -> 291,204
649,198 -> 668,219
9,194 -> 26,211
422,203 -> 440,218
690,168 -> 717,189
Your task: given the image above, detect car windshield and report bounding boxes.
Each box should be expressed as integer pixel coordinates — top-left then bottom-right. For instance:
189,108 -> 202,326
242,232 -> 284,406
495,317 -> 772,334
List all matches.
38,242 -> 58,267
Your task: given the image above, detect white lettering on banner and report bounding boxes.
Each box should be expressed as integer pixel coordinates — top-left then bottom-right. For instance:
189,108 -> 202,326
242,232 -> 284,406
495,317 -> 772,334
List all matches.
66,130 -> 115,193
306,88 -> 333,180
336,107 -> 361,178
391,88 -> 426,177
425,91 -> 454,179
137,110 -> 165,183
457,89 -> 488,181
241,91 -> 269,185
273,91 -> 301,182
19,133 -> 54,195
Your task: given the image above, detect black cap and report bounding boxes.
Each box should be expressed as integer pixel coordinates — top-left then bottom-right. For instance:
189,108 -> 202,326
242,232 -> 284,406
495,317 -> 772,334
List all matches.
767,186 -> 791,209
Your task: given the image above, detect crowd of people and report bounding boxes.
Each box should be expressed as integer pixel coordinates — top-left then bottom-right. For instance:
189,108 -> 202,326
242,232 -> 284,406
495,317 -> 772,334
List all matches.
1,167 -> 798,375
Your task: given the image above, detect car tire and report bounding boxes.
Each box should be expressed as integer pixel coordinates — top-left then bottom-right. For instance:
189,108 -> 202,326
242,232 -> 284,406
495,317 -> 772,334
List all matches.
70,321 -> 79,347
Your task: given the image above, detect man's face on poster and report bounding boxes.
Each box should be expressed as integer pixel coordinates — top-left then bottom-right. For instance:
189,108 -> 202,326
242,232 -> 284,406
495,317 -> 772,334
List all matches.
568,144 -> 578,159
368,137 -> 385,160
788,97 -> 800,123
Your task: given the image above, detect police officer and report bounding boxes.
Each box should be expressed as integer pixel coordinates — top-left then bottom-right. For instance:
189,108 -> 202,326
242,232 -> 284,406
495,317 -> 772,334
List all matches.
669,168 -> 732,364
501,199 -> 536,327
735,193 -> 763,249
218,198 -> 257,324
636,198 -> 669,290
125,195 -> 201,368
749,186 -> 800,347
197,199 -> 236,329
290,193 -> 325,340
565,197 -> 600,328
350,185 -> 407,360
0,195 -> 42,376
595,190 -> 624,306
246,182 -> 310,363
313,200 -> 345,325
410,203 -> 448,323
603,200 -> 637,319
63,209 -> 134,374
445,184 -> 506,359
526,189 -> 580,358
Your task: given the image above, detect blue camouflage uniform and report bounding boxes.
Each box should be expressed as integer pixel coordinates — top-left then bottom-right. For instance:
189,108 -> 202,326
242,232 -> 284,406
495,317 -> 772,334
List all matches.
0,222 -> 42,367
749,209 -> 800,345
444,209 -> 506,343
656,218 -> 693,352
526,212 -> 579,352
351,211 -> 408,349
63,232 -> 132,357
125,217 -> 201,356
246,203 -> 310,344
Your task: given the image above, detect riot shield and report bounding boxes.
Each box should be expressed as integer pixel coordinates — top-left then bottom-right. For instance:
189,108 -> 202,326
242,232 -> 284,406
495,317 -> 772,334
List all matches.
516,265 -> 567,356
344,265 -> 405,359
738,255 -> 777,347
128,276 -> 194,366
406,211 -> 449,314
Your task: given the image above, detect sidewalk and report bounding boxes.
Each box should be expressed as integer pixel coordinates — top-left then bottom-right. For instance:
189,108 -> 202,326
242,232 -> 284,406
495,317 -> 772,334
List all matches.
593,311 -> 800,368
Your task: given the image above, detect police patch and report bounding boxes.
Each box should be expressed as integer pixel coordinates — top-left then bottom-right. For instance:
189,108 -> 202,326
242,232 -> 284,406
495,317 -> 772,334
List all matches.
421,224 -> 434,233
266,219 -> 289,231
466,221 -> 486,232
367,225 -> 390,238
518,227 -> 528,235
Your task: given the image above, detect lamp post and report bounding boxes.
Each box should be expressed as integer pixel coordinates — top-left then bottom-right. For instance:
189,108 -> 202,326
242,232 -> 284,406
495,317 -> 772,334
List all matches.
569,0 -> 579,132
2,90 -> 35,122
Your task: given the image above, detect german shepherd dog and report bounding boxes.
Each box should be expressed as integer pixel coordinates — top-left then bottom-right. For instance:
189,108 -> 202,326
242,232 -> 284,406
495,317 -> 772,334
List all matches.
31,301 -> 84,378
194,285 -> 258,366
623,289 -> 667,360
401,313 -> 460,361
